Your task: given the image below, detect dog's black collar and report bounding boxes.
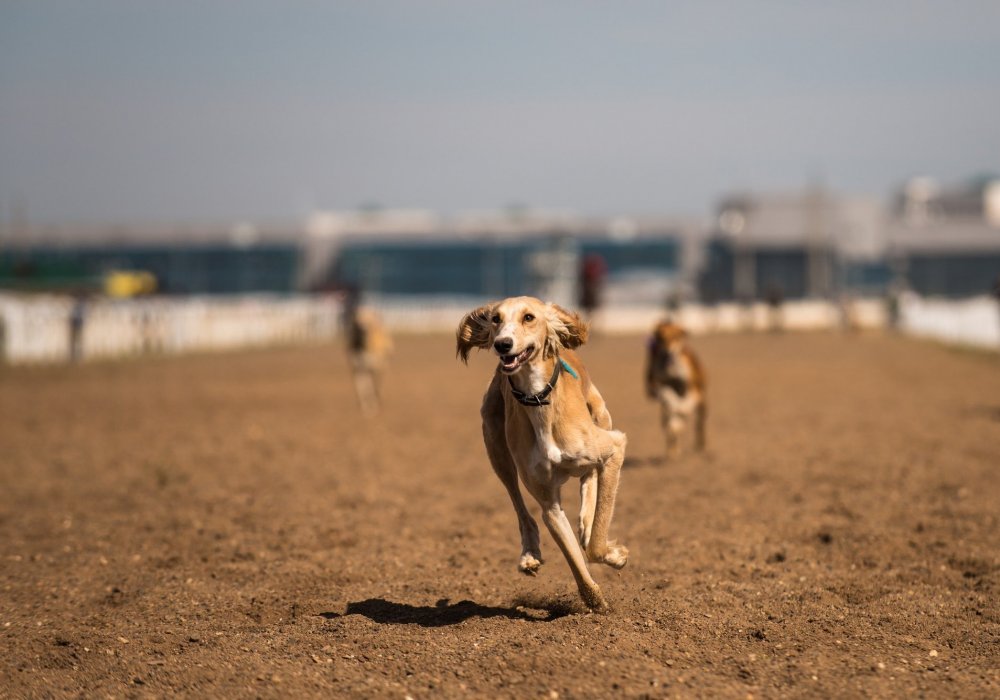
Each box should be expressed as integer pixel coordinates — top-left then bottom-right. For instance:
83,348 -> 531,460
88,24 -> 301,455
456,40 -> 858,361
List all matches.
507,357 -> 563,407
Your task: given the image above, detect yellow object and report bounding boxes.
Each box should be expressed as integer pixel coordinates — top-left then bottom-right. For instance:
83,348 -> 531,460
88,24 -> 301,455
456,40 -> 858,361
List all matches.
104,270 -> 157,298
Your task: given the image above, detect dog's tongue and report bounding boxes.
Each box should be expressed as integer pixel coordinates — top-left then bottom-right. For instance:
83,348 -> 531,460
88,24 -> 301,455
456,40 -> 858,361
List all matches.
501,346 -> 533,371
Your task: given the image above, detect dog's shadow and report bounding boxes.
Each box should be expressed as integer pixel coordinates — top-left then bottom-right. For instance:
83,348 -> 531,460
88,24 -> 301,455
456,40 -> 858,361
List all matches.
969,404 -> 1000,422
623,455 -> 665,470
624,451 -> 715,470
320,596 -> 577,627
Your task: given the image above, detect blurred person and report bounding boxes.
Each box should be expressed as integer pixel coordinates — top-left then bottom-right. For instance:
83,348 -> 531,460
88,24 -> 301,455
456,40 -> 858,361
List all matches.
68,294 -> 88,363
578,253 -> 606,323
664,290 -> 682,315
885,281 -> 903,332
342,287 -> 392,417
993,275 -> 1000,345
140,306 -> 155,354
765,284 -> 785,333
645,320 -> 708,458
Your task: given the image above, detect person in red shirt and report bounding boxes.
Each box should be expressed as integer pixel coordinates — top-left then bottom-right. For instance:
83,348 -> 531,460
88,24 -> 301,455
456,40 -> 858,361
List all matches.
579,254 -> 607,321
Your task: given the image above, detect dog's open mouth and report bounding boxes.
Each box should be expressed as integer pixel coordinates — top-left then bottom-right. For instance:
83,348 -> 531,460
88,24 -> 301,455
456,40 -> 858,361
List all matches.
499,345 -> 534,373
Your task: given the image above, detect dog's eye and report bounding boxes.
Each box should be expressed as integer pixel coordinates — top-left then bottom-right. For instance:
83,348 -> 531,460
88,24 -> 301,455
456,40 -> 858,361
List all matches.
491,314 -> 501,324
523,314 -> 534,322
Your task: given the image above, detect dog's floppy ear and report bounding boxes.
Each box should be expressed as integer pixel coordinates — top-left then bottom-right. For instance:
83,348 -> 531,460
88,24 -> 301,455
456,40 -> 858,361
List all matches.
545,303 -> 589,355
649,323 -> 666,352
456,302 -> 496,363
654,321 -> 668,342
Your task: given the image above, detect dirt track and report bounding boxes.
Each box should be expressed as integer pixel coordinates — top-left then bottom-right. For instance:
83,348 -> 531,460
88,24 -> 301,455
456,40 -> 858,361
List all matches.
1,331 -> 998,698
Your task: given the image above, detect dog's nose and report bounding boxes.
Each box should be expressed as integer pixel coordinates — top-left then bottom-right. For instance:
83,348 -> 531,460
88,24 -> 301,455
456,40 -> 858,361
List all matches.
494,338 -> 514,354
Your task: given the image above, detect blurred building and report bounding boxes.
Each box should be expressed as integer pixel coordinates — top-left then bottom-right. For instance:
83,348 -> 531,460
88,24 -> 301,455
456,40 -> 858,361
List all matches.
0,222 -> 301,295
887,175 -> 1000,298
306,209 -> 687,307
0,210 -> 687,305
893,175 -> 1000,226
5,176 -> 994,304
698,187 -> 887,302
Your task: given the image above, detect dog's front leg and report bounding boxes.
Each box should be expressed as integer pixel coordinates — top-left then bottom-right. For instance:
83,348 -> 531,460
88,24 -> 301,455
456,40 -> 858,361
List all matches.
352,360 -> 379,418
695,400 -> 708,451
525,475 -> 608,612
659,393 -> 681,458
481,376 -> 543,574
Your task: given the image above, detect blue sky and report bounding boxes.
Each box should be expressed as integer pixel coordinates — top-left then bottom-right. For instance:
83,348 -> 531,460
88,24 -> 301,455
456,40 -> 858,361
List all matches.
1,1 -> 998,223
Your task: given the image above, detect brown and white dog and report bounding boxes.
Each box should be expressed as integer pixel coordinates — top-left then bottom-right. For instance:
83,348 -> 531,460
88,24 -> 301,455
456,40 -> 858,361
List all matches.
457,296 -> 628,612
346,306 -> 392,418
645,320 -> 707,457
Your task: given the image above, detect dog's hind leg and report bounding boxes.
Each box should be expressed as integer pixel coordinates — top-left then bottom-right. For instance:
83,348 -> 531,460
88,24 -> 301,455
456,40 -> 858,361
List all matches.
579,385 -> 611,549
586,385 -> 614,431
660,397 -> 680,458
695,400 -> 707,451
586,430 -> 629,570
482,373 -> 543,575
352,364 -> 379,418
578,470 -> 597,548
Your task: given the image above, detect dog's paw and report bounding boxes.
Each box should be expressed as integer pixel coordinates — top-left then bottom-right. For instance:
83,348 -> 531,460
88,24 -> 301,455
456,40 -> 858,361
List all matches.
518,553 -> 543,576
582,587 -> 610,613
599,543 -> 629,570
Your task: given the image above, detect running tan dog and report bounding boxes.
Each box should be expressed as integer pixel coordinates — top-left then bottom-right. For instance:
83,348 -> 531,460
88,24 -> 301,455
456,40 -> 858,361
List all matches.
457,296 -> 628,612
645,320 -> 707,457
346,306 -> 392,417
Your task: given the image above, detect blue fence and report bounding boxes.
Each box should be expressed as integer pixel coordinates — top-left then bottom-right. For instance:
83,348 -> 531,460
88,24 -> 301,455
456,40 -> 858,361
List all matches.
331,235 -> 679,297
0,244 -> 301,295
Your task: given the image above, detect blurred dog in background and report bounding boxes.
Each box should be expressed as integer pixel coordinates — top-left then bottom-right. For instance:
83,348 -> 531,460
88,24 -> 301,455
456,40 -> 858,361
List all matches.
645,320 -> 707,457
343,293 -> 392,418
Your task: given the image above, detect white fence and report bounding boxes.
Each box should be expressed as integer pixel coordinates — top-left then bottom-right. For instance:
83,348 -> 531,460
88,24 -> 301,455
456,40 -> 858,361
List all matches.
0,294 -> 341,364
1,293 -> 996,365
898,294 -> 1000,350
373,297 -> 887,336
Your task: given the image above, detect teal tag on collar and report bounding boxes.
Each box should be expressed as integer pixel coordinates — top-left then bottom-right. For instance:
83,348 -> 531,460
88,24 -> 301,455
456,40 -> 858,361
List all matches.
559,357 -> 579,379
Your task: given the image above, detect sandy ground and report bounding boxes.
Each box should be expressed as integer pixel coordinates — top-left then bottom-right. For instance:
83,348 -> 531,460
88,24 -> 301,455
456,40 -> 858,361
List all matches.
1,331 -> 998,698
